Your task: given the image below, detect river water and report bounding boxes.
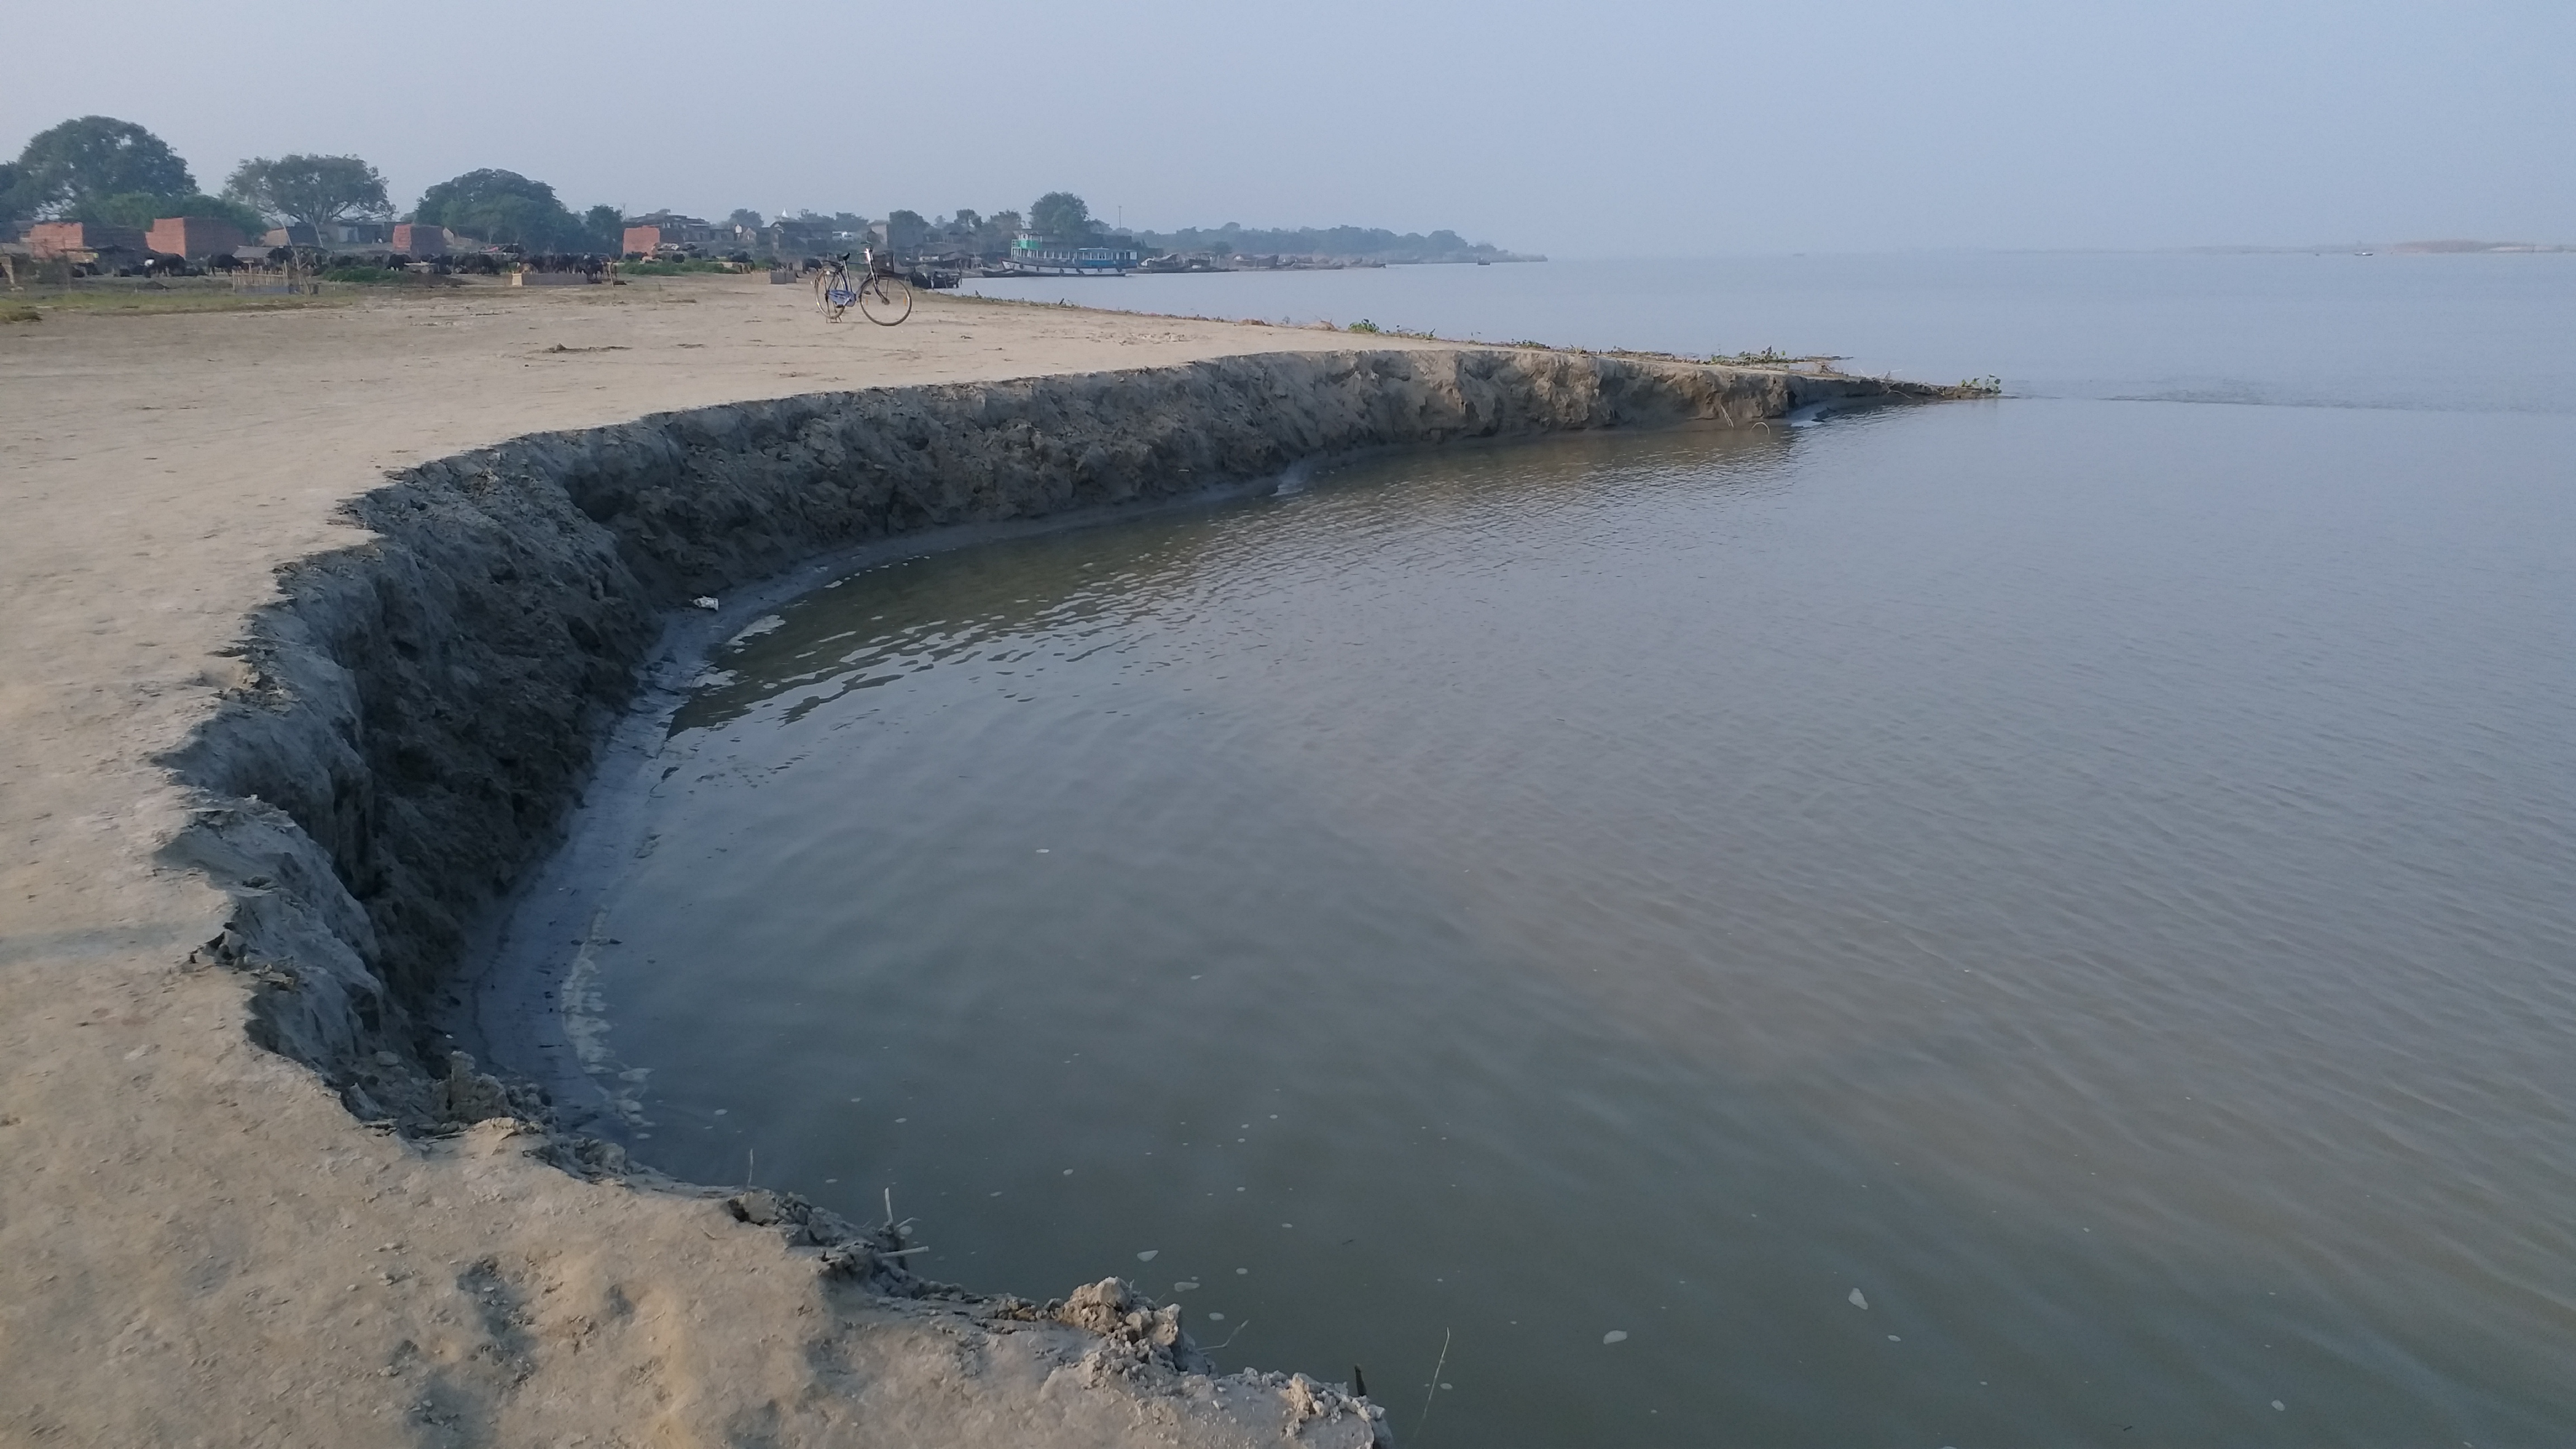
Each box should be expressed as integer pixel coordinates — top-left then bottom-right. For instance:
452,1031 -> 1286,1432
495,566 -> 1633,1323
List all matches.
547,255 -> 2575,1445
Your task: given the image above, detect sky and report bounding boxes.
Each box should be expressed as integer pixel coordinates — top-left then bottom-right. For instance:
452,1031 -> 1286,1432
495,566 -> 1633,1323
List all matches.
7,0 -> 2570,258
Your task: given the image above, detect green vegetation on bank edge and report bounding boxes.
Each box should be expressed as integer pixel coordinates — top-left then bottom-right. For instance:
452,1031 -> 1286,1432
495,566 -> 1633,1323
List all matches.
1354,322 -> 1999,394
1344,320 -> 1440,339
939,296 -> 1985,389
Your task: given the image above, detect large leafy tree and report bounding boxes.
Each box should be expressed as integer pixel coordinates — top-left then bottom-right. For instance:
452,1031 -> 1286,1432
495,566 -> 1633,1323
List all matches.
413,168 -> 585,249
224,154 -> 391,231
85,190 -> 266,236
1030,191 -> 1093,240
12,116 -> 195,217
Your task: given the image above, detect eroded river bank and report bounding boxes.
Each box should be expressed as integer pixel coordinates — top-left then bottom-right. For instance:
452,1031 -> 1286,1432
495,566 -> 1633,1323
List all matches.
4,282 -> 1918,1447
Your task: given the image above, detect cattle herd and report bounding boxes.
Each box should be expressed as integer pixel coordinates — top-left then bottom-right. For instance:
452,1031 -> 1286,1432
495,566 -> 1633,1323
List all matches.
93,247 -> 619,280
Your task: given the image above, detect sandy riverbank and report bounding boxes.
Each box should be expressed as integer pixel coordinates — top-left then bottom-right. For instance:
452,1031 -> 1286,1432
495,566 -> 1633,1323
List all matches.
0,276 -> 1933,1445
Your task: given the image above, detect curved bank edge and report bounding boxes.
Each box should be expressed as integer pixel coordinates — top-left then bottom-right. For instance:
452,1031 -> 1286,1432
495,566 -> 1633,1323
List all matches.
155,347 -> 1940,1442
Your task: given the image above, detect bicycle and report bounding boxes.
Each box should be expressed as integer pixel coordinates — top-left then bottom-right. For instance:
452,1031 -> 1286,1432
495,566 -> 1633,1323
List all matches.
813,249 -> 913,325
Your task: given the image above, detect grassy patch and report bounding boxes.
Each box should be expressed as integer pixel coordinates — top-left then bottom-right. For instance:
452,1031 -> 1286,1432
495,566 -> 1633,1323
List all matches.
319,266 -> 408,285
1,304 -> 39,324
1342,320 -> 1446,339
1702,347 -> 1849,369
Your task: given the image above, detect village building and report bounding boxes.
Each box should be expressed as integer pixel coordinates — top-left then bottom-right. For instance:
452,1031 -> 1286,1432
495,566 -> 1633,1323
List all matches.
26,221 -> 146,261
868,214 -> 927,257
390,222 -> 448,257
622,212 -> 719,255
269,219 -> 392,248
766,217 -> 862,257
145,216 -> 248,259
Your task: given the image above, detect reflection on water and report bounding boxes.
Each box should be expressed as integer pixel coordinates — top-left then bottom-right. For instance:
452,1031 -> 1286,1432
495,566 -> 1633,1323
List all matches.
578,402 -> 2576,1445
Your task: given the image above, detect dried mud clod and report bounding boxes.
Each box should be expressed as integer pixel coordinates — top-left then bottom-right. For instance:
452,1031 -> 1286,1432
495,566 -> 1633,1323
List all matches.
1050,1277 -> 1212,1375
1283,1370 -> 1392,1445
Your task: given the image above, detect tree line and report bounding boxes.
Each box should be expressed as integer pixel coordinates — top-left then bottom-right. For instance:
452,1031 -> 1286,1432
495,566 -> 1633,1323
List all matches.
1129,222 -> 1521,263
4,119 -> 1521,265
0,117 -> 628,253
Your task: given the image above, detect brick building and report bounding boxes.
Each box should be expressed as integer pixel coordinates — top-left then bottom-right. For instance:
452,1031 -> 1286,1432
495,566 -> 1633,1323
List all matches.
390,222 -> 448,257
27,221 -> 146,260
145,216 -> 248,259
622,212 -> 717,256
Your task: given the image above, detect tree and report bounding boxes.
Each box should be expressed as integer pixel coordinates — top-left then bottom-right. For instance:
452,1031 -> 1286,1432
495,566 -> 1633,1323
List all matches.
584,205 -> 623,249
0,162 -> 25,226
224,154 -> 390,232
414,169 -> 584,249
88,190 -> 266,236
727,207 -> 764,230
12,116 -> 193,217
1030,191 -> 1092,240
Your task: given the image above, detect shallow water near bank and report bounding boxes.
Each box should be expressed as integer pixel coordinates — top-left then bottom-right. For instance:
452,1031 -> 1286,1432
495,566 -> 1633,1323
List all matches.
552,389 -> 2576,1444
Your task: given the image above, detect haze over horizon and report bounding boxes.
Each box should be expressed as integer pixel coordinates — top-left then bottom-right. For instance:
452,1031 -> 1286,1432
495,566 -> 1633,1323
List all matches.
8,0 -> 2570,259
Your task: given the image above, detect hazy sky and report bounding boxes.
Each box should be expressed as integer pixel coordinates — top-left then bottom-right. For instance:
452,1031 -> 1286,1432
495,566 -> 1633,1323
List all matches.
9,0 -> 2569,257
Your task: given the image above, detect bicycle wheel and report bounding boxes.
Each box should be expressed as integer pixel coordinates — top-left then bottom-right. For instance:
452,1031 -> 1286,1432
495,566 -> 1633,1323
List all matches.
814,268 -> 854,322
859,273 -> 912,325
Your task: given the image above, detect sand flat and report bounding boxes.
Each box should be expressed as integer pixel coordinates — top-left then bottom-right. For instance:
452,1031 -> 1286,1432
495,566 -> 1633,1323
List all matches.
0,280 -> 1433,1447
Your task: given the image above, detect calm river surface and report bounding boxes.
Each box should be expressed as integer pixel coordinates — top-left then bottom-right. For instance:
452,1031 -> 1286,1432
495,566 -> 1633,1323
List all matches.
552,255 -> 2576,1445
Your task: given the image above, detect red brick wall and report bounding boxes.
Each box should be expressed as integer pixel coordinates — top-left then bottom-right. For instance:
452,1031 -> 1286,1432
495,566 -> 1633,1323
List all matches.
28,221 -> 146,258
145,217 -> 247,258
622,226 -> 662,256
